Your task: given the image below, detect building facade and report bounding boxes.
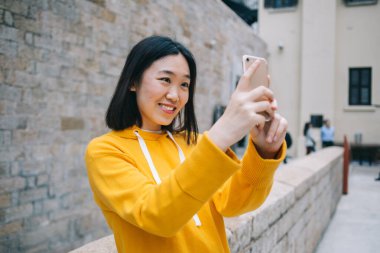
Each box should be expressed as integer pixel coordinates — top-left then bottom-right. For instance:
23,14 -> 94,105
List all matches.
258,0 -> 380,157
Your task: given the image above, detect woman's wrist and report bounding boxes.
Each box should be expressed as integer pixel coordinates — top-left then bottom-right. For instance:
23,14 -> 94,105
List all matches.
208,121 -> 236,152
252,139 -> 282,159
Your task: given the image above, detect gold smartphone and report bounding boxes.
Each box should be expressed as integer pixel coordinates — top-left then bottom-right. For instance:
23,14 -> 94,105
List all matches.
242,55 -> 269,88
242,55 -> 272,121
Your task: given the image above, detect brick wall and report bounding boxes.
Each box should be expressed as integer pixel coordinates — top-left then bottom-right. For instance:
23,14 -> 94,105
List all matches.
0,0 -> 266,252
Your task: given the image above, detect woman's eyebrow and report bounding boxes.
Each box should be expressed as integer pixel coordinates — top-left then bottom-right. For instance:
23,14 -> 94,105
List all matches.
158,70 -> 190,80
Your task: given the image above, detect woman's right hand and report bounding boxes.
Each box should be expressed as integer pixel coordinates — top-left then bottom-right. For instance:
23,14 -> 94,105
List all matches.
208,60 -> 276,151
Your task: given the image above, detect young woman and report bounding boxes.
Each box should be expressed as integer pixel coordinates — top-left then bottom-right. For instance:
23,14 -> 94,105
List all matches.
85,35 -> 287,253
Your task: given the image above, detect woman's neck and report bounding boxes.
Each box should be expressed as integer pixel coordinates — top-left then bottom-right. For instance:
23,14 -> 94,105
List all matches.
140,128 -> 163,134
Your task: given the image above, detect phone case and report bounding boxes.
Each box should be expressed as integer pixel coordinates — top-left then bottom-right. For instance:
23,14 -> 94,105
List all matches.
242,55 -> 269,89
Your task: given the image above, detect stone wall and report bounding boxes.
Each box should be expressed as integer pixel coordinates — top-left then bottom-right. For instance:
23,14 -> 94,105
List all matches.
0,0 -> 266,252
70,147 -> 344,253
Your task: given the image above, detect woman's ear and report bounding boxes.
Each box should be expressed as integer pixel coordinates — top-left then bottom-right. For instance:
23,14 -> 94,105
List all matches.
130,85 -> 136,92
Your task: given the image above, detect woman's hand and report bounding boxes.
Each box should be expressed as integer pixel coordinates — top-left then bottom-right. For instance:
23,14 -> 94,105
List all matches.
208,60 -> 276,151
250,112 -> 288,159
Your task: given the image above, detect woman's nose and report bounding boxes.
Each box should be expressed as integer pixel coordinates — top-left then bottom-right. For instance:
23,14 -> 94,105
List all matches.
166,86 -> 179,102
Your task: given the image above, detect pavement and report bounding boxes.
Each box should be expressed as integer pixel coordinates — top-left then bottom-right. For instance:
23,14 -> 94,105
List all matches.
314,162 -> 380,253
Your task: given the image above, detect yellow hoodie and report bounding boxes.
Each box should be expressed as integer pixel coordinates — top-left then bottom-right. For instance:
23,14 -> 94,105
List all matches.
85,125 -> 285,253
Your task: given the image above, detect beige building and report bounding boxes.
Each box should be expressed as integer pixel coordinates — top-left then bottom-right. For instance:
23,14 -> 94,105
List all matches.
257,0 -> 380,157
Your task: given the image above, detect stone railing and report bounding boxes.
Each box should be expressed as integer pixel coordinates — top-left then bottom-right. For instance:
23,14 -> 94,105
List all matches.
70,147 -> 343,253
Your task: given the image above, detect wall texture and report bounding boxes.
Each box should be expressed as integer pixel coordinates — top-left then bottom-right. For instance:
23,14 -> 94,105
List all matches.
0,0 -> 267,252
69,147 -> 343,253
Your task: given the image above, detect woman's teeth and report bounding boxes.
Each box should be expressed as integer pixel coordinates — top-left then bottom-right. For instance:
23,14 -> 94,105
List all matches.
161,105 -> 175,111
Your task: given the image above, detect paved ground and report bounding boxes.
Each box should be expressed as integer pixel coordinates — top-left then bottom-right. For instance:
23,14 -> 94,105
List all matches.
315,162 -> 380,253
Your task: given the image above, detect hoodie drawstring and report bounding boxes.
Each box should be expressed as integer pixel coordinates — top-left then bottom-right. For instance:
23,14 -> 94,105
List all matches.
134,130 -> 201,227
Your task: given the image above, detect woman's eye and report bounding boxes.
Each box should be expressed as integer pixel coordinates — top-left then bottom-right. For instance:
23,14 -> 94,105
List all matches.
181,82 -> 190,88
160,77 -> 171,83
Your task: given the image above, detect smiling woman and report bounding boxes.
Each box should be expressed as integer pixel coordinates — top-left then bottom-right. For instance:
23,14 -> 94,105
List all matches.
85,35 -> 288,253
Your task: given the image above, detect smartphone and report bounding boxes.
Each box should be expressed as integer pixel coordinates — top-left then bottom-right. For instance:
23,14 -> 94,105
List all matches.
242,55 -> 272,121
242,55 -> 269,89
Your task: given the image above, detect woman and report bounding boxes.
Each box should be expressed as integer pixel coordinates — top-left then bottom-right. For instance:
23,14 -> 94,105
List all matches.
85,35 -> 287,252
304,122 -> 316,154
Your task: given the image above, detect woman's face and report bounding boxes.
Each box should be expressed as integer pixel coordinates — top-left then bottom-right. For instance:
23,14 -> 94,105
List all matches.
134,54 -> 190,131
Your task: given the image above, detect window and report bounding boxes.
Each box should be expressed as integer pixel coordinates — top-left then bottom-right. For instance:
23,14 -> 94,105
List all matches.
264,0 -> 298,9
349,68 -> 372,105
344,0 -> 378,6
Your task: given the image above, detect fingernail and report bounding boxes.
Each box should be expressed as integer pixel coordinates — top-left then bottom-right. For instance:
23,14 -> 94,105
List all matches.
267,137 -> 272,143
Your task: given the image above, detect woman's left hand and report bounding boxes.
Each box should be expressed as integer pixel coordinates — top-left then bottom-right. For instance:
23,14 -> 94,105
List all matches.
250,112 -> 288,159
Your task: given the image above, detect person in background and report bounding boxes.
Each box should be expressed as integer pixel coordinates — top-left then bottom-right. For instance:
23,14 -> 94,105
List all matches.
304,122 -> 315,155
321,119 -> 335,148
85,36 -> 288,253
284,132 -> 292,163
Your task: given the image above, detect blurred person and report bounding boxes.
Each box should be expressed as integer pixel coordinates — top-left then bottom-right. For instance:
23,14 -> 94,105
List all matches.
284,131 -> 292,164
304,122 -> 315,155
321,119 -> 334,148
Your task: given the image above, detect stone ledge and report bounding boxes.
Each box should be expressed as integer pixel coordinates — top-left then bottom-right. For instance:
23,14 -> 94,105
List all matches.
70,147 -> 343,253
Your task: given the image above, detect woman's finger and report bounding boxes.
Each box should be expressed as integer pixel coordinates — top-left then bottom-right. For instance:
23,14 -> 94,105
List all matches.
250,113 -> 267,137
246,85 -> 274,103
236,60 -> 261,92
266,114 -> 280,143
273,116 -> 288,142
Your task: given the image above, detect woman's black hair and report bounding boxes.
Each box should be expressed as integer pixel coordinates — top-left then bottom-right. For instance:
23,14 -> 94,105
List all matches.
106,35 -> 198,144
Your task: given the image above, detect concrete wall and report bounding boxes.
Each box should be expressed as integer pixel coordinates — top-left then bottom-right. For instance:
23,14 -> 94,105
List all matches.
70,147 -> 343,253
0,0 -> 267,252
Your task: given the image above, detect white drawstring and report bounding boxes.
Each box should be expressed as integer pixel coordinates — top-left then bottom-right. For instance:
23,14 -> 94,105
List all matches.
134,130 -> 201,227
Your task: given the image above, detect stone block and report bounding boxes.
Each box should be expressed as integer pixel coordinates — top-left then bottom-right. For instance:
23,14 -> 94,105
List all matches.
0,116 -> 27,130
2,203 -> 33,223
37,173 -> 49,186
14,71 -> 41,88
0,40 -> 18,57
20,219 -> 69,249
275,165 -> 316,199
68,234 -> 117,253
43,198 -> 59,213
0,161 -> 11,176
19,187 -> 48,204
0,130 -> 11,146
12,130 -> 39,145
20,160 -> 46,176
0,83 -> 22,102
26,176 -> 36,189
25,31 -> 34,45
0,193 -> 11,208
35,62 -> 61,78
225,212 -> 256,252
0,26 -> 18,41
0,176 -> 26,194
271,236 -> 289,253
23,214 -> 50,231
0,220 -> 22,237
23,242 -> 50,253
61,117 -> 85,131
260,225 -> 278,253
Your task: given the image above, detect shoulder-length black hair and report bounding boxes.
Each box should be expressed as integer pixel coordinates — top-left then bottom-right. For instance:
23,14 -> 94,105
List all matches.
106,35 -> 198,144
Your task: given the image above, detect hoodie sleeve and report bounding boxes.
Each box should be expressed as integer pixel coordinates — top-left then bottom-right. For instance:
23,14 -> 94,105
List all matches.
212,138 -> 286,217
